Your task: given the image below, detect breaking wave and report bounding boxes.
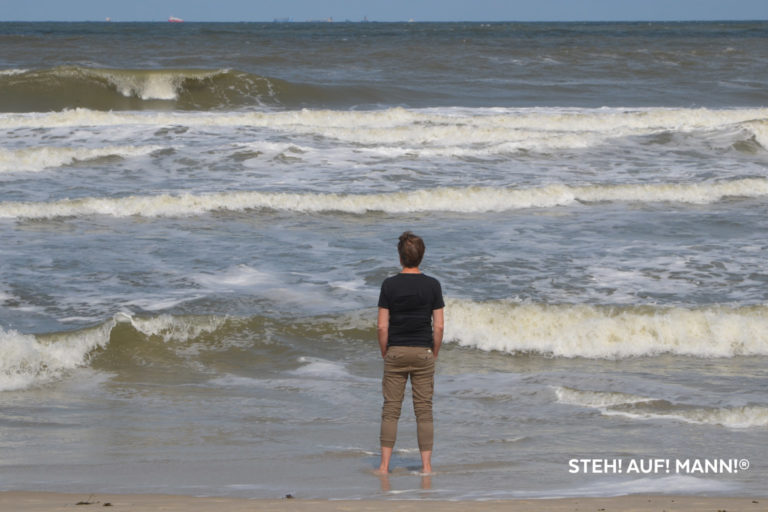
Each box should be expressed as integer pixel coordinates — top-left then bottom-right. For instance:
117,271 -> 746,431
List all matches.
554,386 -> 768,428
0,66 -> 394,112
0,322 -> 114,392
1,106 -> 767,151
0,106 -> 765,164
444,299 -> 768,358
5,299 -> 768,391
0,313 -> 226,392
0,145 -> 162,173
0,178 -> 765,219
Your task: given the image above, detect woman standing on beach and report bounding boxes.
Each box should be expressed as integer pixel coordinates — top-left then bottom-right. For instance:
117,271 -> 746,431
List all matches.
376,231 -> 445,474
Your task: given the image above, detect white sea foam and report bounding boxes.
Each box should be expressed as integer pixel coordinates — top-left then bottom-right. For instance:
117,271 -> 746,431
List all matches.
122,294 -> 204,312
0,145 -> 162,173
0,313 -> 226,391
545,475 -> 738,498
471,476 -> 740,499
602,404 -> 768,428
0,322 -> 114,391
1,107 -> 765,154
80,68 -> 228,101
1,178 -> 765,219
103,71 -> 182,100
119,312 -> 226,343
208,374 -> 264,388
329,279 -> 365,291
554,386 -> 650,408
292,356 -> 351,380
444,299 -> 768,358
746,120 -> 768,149
192,265 -> 276,291
191,265 -> 362,312
554,386 -> 768,428
0,68 -> 28,76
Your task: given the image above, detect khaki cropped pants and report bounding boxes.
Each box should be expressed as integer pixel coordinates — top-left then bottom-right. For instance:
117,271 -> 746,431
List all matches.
380,345 -> 435,452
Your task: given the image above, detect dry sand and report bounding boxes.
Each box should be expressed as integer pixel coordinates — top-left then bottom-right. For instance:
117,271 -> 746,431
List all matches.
0,492 -> 764,512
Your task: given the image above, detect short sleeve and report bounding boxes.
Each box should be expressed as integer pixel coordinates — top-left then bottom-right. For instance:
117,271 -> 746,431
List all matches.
378,279 -> 390,309
433,278 -> 445,310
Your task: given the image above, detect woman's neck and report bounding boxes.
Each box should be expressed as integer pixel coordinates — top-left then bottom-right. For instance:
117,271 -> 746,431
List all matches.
401,267 -> 421,274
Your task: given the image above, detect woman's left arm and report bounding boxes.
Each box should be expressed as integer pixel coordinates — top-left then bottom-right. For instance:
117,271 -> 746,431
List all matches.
378,307 -> 390,358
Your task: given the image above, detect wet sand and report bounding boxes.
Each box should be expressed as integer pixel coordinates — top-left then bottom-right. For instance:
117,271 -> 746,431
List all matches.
0,492 -> 764,512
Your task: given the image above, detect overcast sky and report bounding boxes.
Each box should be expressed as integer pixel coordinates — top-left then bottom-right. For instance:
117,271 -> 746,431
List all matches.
2,0 -> 767,22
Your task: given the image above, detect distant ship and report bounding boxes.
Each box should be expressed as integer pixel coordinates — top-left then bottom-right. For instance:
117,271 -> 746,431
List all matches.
168,16 -> 184,23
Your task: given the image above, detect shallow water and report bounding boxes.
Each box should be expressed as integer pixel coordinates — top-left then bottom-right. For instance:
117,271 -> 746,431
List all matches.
1,21 -> 767,498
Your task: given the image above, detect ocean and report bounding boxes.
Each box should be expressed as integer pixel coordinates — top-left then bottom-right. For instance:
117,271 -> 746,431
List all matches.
1,21 -> 767,499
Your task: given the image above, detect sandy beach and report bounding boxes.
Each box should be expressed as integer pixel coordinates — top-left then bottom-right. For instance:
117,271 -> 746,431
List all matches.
0,492 -> 765,512
2,20 -> 768,505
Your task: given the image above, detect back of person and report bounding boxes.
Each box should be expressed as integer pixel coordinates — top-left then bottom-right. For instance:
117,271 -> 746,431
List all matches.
376,231 -> 444,476
379,273 -> 443,348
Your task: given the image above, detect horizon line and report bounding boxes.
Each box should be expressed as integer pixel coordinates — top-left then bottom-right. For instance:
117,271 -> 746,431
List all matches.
2,18 -> 767,23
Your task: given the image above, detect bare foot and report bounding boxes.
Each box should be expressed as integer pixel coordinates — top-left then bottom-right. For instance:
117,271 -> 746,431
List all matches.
373,468 -> 391,492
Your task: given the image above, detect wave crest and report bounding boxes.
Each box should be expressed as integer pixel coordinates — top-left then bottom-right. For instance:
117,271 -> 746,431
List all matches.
0,322 -> 114,391
554,386 -> 768,428
1,178 -> 765,219
445,299 -> 768,358
5,300 -> 768,392
0,66 -> 399,112
0,145 -> 162,173
0,66 -> 287,111
1,107 -> 765,161
0,313 -> 225,391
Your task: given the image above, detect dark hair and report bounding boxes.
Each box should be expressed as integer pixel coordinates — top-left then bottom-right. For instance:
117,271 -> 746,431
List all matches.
398,231 -> 425,268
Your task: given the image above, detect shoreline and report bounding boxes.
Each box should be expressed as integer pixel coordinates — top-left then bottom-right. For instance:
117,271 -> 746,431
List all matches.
1,492 -> 765,512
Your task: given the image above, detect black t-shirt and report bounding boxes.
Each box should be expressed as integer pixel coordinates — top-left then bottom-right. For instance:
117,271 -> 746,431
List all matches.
378,273 -> 445,347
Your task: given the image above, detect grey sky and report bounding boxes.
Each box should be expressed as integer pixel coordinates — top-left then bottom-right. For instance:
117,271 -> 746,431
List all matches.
2,0 -> 767,22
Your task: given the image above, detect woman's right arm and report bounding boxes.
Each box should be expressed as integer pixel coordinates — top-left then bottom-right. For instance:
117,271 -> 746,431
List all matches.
432,308 -> 444,360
